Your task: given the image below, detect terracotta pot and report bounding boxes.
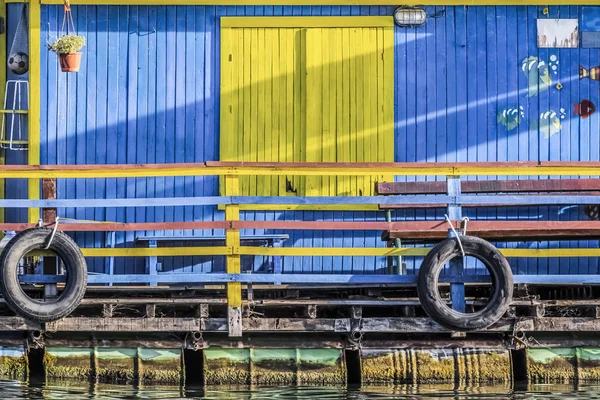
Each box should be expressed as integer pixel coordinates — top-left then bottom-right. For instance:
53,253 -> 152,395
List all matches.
59,52 -> 82,72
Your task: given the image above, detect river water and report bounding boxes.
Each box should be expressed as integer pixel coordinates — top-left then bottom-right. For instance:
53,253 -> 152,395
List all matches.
3,382 -> 600,399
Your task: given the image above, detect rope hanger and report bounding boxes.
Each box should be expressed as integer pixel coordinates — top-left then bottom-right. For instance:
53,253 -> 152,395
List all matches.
61,0 -> 76,36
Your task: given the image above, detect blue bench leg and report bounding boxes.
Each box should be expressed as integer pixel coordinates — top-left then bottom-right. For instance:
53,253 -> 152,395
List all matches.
146,239 -> 158,287
273,239 -> 283,285
447,177 -> 465,313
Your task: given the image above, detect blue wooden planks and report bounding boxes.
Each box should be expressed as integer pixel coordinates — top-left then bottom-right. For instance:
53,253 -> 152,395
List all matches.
18,273 -> 600,286
15,5 -> 597,278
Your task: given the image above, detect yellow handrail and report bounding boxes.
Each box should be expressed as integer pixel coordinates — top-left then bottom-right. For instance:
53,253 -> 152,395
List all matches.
0,162 -> 599,178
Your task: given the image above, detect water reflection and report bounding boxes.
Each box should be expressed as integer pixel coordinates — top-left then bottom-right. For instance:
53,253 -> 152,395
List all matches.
2,381 -> 600,399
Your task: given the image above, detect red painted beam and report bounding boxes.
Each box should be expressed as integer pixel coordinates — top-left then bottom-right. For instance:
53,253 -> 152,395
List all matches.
377,179 -> 600,195
231,220 -> 452,231
386,221 -> 600,240
0,221 -> 230,232
0,220 -> 599,242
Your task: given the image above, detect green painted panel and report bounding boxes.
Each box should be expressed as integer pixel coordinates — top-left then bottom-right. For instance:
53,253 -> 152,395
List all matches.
203,348 -> 251,386
203,348 -> 345,386
96,348 -> 136,383
527,348 -> 576,383
45,347 -> 92,380
138,349 -> 182,384
0,346 -> 27,380
296,349 -> 345,385
252,349 -> 296,385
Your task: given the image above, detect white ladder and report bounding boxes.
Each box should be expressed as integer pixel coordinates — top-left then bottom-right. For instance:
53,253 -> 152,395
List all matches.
0,80 -> 29,151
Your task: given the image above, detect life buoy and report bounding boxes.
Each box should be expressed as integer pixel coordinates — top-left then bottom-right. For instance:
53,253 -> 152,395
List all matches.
0,228 -> 87,322
417,236 -> 513,331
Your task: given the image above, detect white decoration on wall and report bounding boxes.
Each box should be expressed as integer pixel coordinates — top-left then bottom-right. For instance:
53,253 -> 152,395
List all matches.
537,19 -> 579,48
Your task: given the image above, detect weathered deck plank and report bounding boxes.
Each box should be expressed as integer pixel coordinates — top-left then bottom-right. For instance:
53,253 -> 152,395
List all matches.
36,317 -> 600,333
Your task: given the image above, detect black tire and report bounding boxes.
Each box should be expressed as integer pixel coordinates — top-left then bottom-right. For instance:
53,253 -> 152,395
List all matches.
0,228 -> 87,322
417,236 -> 513,331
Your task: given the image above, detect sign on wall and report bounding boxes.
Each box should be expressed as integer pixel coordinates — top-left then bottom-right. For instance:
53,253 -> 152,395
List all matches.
537,19 -> 579,48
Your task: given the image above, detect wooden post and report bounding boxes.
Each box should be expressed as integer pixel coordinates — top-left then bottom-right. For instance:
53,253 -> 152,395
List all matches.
0,0 -> 6,226
304,305 -> 318,319
225,175 -> 242,337
42,178 -> 57,297
145,304 -> 156,319
351,306 -> 362,320
28,0 -> 41,223
447,176 -> 465,312
196,304 -> 209,319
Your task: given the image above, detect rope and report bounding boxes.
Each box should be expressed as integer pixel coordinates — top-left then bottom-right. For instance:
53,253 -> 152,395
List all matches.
61,0 -> 76,36
45,217 -> 60,249
444,214 -> 465,256
8,4 -> 28,56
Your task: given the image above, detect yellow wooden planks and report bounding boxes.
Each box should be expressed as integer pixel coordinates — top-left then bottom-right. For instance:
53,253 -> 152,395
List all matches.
382,26 -> 395,185
271,29 -> 280,195
28,0 -> 41,223
305,28 -> 322,196
38,1 -> 600,7
222,16 -> 394,28
220,20 -> 395,197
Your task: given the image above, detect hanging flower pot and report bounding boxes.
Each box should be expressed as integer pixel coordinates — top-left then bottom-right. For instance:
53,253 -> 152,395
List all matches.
48,34 -> 85,73
58,52 -> 82,72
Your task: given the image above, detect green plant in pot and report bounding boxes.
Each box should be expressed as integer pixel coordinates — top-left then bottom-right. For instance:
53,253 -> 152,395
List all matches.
48,34 -> 85,72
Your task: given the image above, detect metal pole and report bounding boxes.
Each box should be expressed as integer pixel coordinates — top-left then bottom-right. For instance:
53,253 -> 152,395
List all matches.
447,176 -> 465,312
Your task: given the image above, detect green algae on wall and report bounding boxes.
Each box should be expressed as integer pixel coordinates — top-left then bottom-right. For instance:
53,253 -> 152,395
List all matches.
44,348 -> 93,380
415,350 -> 455,383
296,349 -> 345,385
203,349 -> 251,386
577,348 -> 600,381
203,348 -> 345,386
527,348 -> 576,383
361,349 -> 398,383
455,348 -> 512,383
45,347 -> 183,385
0,347 -> 27,380
252,349 -> 297,385
96,348 -> 136,383
138,349 -> 182,385
361,348 -> 511,384
528,348 -> 600,382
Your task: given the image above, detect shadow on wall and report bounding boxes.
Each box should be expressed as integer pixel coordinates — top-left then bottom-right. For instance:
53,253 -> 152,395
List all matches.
1,4 -> 599,275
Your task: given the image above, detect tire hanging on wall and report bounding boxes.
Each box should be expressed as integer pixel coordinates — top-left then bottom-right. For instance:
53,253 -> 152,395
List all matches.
0,228 -> 87,322
417,235 -> 513,331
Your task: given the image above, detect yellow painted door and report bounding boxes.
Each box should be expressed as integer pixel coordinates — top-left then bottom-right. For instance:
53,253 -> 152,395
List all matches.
220,18 -> 394,197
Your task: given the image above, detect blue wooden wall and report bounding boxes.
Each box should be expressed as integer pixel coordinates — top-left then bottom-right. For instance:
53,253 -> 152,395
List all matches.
4,4 -> 600,276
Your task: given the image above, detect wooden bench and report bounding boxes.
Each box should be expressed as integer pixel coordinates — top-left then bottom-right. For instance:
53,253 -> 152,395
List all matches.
377,178 -> 600,240
135,234 -> 289,282
376,178 -> 600,273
